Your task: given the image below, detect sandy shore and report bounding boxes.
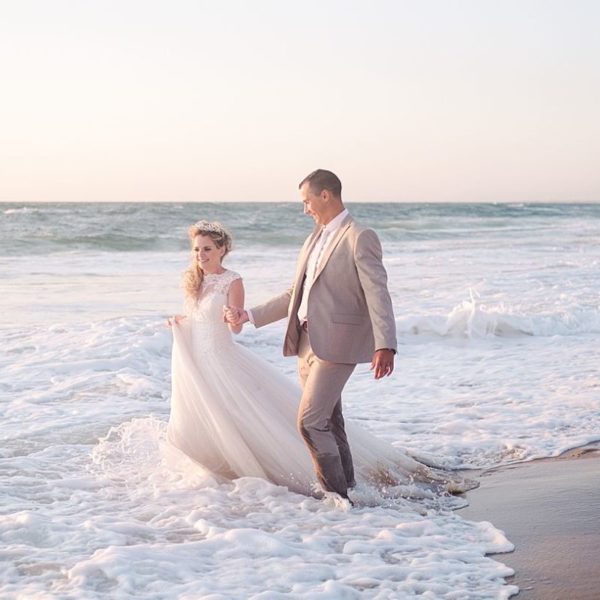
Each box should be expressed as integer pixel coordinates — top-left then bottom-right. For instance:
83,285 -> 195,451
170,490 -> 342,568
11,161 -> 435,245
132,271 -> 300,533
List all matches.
458,445 -> 600,600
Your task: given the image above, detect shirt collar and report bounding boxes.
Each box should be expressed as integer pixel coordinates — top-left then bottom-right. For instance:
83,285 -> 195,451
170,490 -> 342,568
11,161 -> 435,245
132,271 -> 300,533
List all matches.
322,208 -> 349,235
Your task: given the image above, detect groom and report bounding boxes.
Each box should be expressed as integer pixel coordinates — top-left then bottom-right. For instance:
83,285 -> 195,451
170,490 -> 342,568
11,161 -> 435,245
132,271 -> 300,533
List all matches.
229,169 -> 397,501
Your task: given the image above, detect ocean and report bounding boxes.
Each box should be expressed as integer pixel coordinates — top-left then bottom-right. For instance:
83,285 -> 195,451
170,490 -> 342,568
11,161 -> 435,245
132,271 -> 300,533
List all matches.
2,201 -> 600,599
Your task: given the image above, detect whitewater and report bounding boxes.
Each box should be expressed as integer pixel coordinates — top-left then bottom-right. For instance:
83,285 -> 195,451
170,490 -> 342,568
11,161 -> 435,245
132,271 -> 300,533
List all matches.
1,202 -> 599,599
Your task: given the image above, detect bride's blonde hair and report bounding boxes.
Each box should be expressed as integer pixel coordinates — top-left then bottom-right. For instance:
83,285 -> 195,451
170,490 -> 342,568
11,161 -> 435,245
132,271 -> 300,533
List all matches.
183,220 -> 233,299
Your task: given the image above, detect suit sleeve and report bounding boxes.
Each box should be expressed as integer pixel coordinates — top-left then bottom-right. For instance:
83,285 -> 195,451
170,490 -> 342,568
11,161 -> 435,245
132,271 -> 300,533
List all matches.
249,287 -> 293,328
353,229 -> 398,353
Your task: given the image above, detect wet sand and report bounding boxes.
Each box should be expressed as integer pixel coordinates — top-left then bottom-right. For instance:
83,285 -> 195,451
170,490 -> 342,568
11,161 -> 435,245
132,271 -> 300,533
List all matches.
458,445 -> 600,600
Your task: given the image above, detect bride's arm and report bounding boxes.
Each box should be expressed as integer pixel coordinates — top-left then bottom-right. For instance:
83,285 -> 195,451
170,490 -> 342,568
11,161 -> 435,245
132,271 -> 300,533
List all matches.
226,278 -> 245,334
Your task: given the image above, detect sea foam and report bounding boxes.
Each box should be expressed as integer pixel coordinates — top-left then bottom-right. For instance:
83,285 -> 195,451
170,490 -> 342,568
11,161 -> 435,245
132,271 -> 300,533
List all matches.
3,202 -> 600,598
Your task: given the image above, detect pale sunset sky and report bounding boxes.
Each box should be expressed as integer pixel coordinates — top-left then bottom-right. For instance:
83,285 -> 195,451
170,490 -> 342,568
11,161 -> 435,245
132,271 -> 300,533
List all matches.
1,0 -> 599,203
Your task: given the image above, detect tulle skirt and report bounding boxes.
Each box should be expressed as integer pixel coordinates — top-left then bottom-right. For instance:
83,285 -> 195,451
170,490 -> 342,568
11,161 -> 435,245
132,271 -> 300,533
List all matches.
168,320 -> 474,497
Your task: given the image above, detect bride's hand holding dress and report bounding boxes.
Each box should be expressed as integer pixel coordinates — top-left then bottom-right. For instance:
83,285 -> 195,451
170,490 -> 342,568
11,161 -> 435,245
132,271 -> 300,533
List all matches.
166,315 -> 187,327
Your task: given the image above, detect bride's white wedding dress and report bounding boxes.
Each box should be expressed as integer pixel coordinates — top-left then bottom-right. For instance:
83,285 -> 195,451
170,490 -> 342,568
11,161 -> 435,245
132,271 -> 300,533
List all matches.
167,270 -> 471,497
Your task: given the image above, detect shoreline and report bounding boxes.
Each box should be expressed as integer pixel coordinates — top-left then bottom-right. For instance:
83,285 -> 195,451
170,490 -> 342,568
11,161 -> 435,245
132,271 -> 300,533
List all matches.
458,444 -> 600,599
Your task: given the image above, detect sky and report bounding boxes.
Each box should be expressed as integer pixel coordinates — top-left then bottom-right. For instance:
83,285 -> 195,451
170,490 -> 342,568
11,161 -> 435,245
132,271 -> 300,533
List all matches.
1,0 -> 599,203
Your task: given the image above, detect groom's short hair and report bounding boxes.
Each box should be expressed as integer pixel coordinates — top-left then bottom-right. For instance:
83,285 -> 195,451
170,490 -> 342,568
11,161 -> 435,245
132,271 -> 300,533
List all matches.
299,169 -> 342,198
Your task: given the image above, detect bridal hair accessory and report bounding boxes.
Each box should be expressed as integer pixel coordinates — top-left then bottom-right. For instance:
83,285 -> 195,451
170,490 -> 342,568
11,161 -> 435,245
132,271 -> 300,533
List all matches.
188,220 -> 232,254
194,220 -> 227,236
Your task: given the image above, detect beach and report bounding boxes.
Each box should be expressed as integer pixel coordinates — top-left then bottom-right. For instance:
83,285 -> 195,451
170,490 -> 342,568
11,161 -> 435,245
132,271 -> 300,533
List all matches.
2,0 -> 599,595
460,445 -> 600,600
2,201 -> 600,598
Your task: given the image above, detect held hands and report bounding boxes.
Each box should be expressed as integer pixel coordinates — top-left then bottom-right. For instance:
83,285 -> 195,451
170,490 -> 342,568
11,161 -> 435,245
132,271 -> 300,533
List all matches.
370,349 -> 395,380
223,305 -> 249,327
166,314 -> 186,327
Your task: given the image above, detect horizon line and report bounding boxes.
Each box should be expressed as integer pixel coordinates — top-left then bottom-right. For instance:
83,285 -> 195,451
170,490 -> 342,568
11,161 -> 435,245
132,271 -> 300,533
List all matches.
2,199 -> 600,205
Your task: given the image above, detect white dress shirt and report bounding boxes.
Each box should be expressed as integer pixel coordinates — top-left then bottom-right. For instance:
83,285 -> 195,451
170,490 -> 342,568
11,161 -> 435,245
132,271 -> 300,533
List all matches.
296,209 -> 349,325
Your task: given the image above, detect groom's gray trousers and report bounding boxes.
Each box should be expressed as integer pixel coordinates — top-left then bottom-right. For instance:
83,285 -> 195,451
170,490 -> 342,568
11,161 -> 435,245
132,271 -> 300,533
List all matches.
297,327 -> 356,497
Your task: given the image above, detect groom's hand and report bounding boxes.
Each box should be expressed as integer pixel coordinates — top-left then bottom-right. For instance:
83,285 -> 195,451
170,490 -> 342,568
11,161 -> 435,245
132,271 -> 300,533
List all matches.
370,349 -> 395,379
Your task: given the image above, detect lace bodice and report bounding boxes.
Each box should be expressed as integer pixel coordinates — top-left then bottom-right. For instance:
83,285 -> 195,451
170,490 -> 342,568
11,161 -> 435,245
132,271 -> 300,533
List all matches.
184,270 -> 242,355
185,270 -> 241,322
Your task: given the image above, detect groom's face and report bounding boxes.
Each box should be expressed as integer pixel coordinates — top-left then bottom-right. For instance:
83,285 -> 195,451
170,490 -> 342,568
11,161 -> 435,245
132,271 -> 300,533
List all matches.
300,182 -> 327,226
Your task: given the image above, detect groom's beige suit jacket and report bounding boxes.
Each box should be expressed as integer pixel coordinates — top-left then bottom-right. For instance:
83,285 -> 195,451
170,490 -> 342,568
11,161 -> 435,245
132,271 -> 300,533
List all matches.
251,215 -> 397,364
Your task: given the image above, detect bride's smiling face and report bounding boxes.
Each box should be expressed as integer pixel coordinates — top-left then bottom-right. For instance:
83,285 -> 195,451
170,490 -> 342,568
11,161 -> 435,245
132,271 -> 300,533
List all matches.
193,234 -> 225,273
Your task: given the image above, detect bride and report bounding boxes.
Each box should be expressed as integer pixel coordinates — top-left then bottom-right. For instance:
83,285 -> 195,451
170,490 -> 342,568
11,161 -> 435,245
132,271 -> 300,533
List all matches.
167,220 -> 473,500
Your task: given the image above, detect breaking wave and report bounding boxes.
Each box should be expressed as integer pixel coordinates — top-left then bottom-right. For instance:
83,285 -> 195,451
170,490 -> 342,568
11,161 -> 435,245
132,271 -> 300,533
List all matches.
398,295 -> 600,338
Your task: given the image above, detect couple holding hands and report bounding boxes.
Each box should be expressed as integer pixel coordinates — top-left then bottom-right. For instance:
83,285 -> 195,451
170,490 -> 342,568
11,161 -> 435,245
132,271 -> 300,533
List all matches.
167,169 -> 471,504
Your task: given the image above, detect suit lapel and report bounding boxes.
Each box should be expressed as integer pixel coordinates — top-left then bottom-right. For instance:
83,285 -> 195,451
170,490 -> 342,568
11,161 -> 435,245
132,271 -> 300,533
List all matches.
313,215 -> 353,281
295,226 -> 321,281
